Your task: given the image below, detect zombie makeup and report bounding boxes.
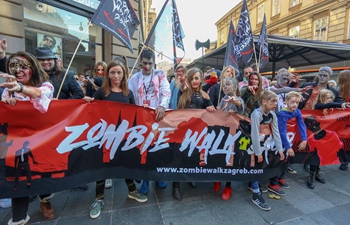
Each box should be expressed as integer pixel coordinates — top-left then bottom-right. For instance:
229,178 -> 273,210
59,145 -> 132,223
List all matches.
8,58 -> 31,75
191,72 -> 201,91
222,78 -> 237,96
141,58 -> 154,75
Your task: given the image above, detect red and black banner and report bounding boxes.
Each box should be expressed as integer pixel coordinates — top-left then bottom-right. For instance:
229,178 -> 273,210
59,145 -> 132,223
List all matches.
0,101 -> 349,198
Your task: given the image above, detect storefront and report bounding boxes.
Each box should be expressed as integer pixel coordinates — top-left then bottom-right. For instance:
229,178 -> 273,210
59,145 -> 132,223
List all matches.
23,0 -> 102,76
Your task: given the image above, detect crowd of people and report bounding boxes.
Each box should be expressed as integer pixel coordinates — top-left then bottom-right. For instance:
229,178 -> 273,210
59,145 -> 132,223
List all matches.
0,38 -> 350,224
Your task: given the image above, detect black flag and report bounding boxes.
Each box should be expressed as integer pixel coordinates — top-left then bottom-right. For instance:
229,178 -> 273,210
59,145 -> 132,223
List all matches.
257,14 -> 269,70
91,0 -> 140,53
235,0 -> 254,65
224,21 -> 239,74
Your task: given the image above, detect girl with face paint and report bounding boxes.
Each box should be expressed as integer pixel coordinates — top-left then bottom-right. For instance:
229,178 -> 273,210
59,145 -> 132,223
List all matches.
84,61 -> 107,97
208,66 -> 236,109
240,72 -> 263,118
176,68 -> 215,200
0,51 -> 54,225
213,77 -> 245,201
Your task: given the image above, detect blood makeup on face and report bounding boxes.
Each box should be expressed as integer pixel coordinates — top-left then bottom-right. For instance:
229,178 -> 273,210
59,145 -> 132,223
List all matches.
96,65 -> 105,77
249,74 -> 259,86
191,72 -> 201,90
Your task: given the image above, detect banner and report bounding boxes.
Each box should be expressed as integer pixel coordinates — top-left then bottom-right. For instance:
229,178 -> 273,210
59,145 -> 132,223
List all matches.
91,0 -> 140,53
1,101 -> 349,198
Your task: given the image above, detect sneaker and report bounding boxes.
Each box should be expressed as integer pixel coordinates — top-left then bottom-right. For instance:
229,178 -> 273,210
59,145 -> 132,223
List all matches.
278,179 -> 290,188
139,180 -> 149,194
214,182 -> 221,192
268,184 -> 286,196
105,179 -> 113,189
156,181 -> 167,189
252,192 -> 271,211
128,189 -> 148,203
221,187 -> 232,201
0,198 -> 11,208
90,199 -> 104,219
287,167 -> 297,175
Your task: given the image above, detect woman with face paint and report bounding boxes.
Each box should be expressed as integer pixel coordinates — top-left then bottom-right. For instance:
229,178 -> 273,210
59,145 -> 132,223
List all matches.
0,51 -> 54,225
240,72 -> 263,118
208,66 -> 236,109
173,68 -> 215,200
84,61 -> 107,97
83,59 -> 148,219
213,77 -> 244,200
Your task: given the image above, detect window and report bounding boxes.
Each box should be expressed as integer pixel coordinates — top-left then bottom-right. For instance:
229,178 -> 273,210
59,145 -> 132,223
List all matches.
257,3 -> 264,24
272,0 -> 281,16
291,0 -> 302,7
289,26 -> 300,38
23,0 -> 103,75
314,16 -> 328,41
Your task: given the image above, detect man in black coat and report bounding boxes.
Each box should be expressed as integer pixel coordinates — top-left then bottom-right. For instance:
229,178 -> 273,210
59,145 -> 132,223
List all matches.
33,47 -> 84,220
34,47 -> 84,99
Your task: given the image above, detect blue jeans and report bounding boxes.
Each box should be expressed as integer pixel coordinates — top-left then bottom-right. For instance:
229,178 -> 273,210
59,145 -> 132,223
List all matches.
251,181 -> 260,193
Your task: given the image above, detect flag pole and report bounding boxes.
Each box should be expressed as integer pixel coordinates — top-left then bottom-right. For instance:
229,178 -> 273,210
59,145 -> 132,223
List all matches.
129,44 -> 146,77
56,21 -> 92,98
253,41 -> 259,74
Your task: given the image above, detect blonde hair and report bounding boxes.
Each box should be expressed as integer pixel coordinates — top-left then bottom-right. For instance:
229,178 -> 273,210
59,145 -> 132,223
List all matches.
285,91 -> 302,101
221,65 -> 236,81
316,89 -> 334,104
260,90 -> 277,102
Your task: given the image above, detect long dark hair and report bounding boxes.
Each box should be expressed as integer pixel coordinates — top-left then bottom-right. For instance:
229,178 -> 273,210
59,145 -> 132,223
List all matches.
178,67 -> 210,109
6,51 -> 49,87
102,60 -> 129,97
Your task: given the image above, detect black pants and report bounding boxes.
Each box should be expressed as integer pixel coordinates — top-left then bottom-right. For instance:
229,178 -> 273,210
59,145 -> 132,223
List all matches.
96,179 -> 135,200
11,197 -> 29,222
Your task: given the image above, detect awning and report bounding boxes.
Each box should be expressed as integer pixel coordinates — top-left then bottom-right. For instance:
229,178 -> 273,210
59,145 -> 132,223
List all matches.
187,35 -> 350,77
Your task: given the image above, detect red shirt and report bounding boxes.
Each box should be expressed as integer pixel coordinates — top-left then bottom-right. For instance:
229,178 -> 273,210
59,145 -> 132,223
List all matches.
308,130 -> 343,165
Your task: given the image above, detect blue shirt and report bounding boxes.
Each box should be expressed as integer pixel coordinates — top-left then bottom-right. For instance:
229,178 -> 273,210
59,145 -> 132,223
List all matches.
277,108 -> 307,149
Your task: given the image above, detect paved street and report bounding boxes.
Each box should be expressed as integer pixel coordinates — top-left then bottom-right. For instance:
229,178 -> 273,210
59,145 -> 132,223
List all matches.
1,164 -> 350,225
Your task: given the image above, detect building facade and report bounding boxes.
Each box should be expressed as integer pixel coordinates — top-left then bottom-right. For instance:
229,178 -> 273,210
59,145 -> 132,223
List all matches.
215,0 -> 350,54
0,0 -> 153,76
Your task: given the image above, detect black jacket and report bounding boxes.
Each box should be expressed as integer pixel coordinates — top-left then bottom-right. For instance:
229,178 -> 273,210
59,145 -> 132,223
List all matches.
49,69 -> 84,99
85,77 -> 104,97
299,82 -> 343,109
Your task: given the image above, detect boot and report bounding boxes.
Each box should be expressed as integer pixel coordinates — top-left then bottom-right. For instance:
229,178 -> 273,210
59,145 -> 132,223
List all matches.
307,171 -> 315,189
39,194 -> 55,221
315,168 -> 326,184
172,182 -> 182,200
